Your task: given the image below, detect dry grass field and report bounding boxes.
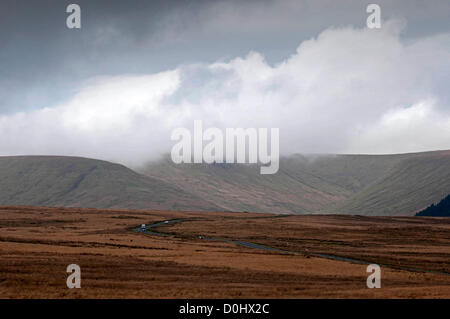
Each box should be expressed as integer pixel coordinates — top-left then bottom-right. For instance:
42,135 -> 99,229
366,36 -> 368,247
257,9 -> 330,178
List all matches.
0,206 -> 449,298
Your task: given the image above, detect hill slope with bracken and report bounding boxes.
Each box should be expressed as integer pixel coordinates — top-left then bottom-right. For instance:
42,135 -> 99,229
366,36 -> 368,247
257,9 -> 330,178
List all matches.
1,151 -> 450,215
140,154 -> 401,214
141,151 -> 450,215
0,156 -> 219,211
325,151 -> 450,215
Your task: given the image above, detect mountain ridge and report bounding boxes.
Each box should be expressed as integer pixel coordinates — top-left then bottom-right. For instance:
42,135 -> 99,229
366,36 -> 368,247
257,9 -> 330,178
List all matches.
1,151 -> 450,215
141,150 -> 450,215
0,155 -> 220,211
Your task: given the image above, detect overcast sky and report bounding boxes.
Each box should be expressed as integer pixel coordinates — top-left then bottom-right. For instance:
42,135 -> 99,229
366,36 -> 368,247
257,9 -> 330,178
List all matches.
1,0 -> 450,166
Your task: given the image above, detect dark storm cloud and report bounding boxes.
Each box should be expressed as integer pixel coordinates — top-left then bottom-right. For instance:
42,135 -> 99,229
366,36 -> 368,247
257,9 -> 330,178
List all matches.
0,1 -> 450,163
1,0 -> 449,114
0,0 -> 205,113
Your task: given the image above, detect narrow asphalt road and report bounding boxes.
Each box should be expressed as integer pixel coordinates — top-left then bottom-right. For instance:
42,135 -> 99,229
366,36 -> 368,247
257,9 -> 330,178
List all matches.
134,218 -> 450,276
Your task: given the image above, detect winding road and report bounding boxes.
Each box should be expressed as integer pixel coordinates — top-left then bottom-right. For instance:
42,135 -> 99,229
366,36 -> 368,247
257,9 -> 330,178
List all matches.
134,218 -> 450,276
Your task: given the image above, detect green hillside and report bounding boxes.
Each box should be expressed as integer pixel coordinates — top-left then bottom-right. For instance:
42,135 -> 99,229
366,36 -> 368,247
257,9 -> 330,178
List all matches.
141,151 -> 450,215
2,151 -> 450,215
0,156 -> 219,211
141,154 -> 399,214
326,151 -> 450,215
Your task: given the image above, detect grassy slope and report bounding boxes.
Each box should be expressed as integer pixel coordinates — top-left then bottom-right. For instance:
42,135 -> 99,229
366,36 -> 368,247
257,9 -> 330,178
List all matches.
0,156 -> 219,211
140,154 -> 403,214
141,151 -> 450,215
2,151 -> 450,215
325,151 -> 450,216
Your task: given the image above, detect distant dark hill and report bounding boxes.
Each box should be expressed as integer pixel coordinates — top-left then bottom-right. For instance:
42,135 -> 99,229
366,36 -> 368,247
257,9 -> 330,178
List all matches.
416,194 -> 450,217
0,156 -> 219,211
141,151 -> 450,215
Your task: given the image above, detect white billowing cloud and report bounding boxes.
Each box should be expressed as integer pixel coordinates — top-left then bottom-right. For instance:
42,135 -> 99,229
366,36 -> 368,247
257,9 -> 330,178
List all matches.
0,71 -> 182,165
1,20 -> 450,166
346,100 -> 450,154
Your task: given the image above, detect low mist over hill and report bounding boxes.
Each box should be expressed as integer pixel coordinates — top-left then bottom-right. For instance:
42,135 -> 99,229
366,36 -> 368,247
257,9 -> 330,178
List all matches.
1,151 -> 450,215
142,151 -> 450,216
324,151 -> 450,215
